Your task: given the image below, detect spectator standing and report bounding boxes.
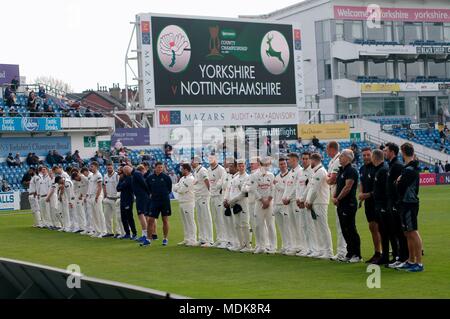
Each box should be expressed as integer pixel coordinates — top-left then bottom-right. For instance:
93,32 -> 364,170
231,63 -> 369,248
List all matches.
28,91 -> 38,116
445,161 -> 450,172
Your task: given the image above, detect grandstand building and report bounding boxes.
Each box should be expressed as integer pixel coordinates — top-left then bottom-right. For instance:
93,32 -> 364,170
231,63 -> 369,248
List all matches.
242,0 -> 450,124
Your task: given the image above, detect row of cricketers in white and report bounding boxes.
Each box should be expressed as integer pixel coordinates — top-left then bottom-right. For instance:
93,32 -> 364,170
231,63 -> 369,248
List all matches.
173,154 -> 347,257
28,165 -> 125,238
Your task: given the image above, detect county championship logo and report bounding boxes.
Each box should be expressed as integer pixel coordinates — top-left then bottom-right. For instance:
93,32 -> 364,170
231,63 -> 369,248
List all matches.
157,25 -> 191,73
260,31 -> 290,75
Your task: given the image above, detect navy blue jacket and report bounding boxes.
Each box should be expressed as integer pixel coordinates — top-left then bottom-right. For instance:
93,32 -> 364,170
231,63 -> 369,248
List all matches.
117,175 -> 133,209
146,173 -> 172,201
132,170 -> 151,213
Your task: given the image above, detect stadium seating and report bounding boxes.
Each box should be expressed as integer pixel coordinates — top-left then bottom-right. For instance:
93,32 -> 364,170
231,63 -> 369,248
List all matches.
0,93 -> 95,118
388,127 -> 450,154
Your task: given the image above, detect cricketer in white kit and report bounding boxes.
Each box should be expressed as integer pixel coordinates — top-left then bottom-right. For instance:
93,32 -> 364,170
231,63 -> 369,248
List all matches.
305,153 -> 333,259
28,169 -> 42,227
222,157 -> 239,249
252,157 -> 277,254
173,163 -> 197,246
224,159 -> 252,253
37,167 -> 52,228
207,156 -> 227,248
71,170 -> 86,233
282,153 -> 303,255
191,156 -> 213,247
326,142 -> 347,259
273,157 -> 293,254
103,164 -> 124,237
295,152 -> 313,257
86,162 -> 107,238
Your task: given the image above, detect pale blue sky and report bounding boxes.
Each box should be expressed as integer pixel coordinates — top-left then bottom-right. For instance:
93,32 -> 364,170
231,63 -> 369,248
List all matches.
1,0 -> 300,92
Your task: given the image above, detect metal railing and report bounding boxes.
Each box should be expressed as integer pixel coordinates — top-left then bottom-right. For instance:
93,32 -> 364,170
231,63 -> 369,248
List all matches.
364,132 -> 441,165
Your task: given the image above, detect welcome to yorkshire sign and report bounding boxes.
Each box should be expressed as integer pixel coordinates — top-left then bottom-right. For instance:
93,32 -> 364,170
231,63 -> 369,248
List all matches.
137,14 -> 304,107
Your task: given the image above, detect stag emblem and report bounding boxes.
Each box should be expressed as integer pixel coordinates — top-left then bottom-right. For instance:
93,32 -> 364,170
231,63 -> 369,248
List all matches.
266,34 -> 285,67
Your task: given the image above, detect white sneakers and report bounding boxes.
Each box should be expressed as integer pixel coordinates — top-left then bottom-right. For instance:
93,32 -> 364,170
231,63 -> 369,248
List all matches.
240,247 -> 254,253
348,256 -> 363,263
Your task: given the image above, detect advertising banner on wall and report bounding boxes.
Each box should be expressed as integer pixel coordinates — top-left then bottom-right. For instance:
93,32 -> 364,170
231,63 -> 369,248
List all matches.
0,191 -> 21,211
0,117 -> 61,132
244,125 -> 298,141
419,173 -> 436,186
0,136 -> 71,157
436,173 -> 450,185
298,123 -> 350,140
112,128 -> 150,146
157,107 -> 298,127
136,14 -> 305,108
0,64 -> 20,86
334,5 -> 450,23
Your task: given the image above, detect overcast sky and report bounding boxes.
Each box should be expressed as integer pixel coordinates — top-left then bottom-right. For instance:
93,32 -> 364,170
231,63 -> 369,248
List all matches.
1,0 -> 301,92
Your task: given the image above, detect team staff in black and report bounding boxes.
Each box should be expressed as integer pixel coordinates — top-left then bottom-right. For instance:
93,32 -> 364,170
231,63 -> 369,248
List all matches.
142,161 -> 158,240
145,162 -> 173,247
370,149 -> 390,265
131,164 -> 150,244
333,149 -> 362,263
395,143 -> 424,272
117,166 -> 137,239
384,142 -> 409,268
358,147 -> 381,263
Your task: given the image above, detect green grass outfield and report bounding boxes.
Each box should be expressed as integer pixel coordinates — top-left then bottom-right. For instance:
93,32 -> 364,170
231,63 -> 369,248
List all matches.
1,186 -> 450,299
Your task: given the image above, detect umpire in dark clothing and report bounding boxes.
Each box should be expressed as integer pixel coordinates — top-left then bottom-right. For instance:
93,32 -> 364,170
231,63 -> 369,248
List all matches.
145,162 -> 173,245
333,149 -> 361,262
117,166 -> 137,239
371,149 -> 390,265
384,142 -> 409,267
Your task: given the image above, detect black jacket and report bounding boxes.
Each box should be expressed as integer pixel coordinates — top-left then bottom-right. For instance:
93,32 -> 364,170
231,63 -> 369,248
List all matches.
117,175 -> 134,209
386,157 -> 404,207
372,163 -> 389,208
397,160 -> 420,204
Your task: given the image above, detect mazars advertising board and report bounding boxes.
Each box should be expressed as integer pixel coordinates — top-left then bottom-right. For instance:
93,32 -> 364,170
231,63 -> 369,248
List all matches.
136,14 -> 305,108
157,107 -> 298,127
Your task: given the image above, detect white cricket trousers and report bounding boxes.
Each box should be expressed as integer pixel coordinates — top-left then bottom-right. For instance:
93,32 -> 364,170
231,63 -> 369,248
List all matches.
288,201 -> 306,251
230,200 -> 251,249
28,195 -> 42,227
334,206 -> 347,256
224,214 -> 238,247
300,208 -> 317,253
103,198 -> 124,235
195,197 -> 213,244
314,204 -> 333,256
179,201 -> 197,244
248,200 -> 256,232
83,199 -> 94,233
73,200 -> 86,231
274,204 -> 292,251
60,200 -> 72,230
210,195 -> 227,244
38,197 -> 51,227
49,201 -> 61,228
87,196 -> 106,235
254,201 -> 277,251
